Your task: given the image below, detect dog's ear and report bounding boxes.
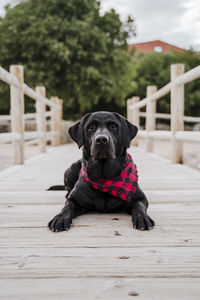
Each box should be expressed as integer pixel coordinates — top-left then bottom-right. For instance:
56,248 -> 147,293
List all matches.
68,121 -> 82,148
113,113 -> 138,148
124,119 -> 138,148
68,113 -> 91,148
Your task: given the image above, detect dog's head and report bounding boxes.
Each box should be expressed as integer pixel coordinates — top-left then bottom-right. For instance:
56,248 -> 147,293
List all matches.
68,111 -> 138,161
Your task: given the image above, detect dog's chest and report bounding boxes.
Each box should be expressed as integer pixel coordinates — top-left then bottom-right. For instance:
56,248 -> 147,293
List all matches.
71,181 -> 130,212
93,192 -> 128,212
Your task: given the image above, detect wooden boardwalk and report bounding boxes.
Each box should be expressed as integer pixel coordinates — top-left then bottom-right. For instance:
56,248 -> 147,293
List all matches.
0,143 -> 200,299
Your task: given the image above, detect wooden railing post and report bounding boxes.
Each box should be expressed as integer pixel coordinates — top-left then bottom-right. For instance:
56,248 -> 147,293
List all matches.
58,99 -> 63,144
50,96 -> 60,146
51,97 -> 56,146
10,65 -> 24,164
36,86 -> 46,152
127,98 -> 133,122
146,85 -> 157,152
170,64 -> 185,163
129,96 -> 140,146
56,97 -> 61,145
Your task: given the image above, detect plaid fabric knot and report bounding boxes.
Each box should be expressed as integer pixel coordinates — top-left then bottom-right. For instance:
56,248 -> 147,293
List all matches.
80,154 -> 138,201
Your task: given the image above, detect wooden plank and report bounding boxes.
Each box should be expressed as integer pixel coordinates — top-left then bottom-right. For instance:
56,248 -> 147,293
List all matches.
0,213 -> 199,229
0,278 -> 200,300
0,191 -> 66,205
0,189 -> 199,205
1,203 -> 200,214
0,247 -> 200,279
0,224 -> 199,248
1,224 -> 199,239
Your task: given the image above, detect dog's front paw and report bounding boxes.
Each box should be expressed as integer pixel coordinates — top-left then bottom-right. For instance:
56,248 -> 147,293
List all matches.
48,213 -> 72,232
132,212 -> 155,230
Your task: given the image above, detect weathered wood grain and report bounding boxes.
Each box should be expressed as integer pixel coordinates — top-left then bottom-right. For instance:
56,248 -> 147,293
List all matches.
0,144 -> 200,299
0,278 -> 200,300
0,247 -> 200,279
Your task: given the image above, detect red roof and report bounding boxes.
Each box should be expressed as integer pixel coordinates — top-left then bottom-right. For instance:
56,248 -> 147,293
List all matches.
128,40 -> 185,54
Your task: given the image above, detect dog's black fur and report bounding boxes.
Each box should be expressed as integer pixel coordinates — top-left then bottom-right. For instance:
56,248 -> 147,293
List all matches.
48,111 -> 155,232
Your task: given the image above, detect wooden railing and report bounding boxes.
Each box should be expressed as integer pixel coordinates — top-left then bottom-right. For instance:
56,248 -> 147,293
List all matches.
0,65 -> 63,165
127,64 -> 200,163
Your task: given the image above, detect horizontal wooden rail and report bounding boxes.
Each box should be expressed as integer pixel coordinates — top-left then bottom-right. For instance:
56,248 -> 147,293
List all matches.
0,115 -> 11,121
0,66 -> 60,109
0,132 -> 21,143
129,83 -> 171,109
139,112 -> 200,122
183,116 -> 200,123
139,112 -> 171,120
175,131 -> 200,143
0,112 -> 52,121
0,66 -> 20,87
45,111 -> 52,118
174,65 -> 200,85
138,130 -> 200,143
24,130 -> 59,141
0,128 -> 60,144
138,130 -> 171,141
23,83 -> 60,109
24,131 -> 45,140
23,131 -> 59,145
24,113 -> 36,119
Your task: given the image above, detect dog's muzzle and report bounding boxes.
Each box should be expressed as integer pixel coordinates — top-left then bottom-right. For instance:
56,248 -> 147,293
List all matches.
91,133 -> 116,160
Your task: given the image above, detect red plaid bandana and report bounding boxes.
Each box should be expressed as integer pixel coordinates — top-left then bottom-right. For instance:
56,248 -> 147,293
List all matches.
80,154 -> 138,201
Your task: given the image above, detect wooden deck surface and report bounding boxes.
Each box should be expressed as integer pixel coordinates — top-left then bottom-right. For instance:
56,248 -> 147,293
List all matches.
0,143 -> 200,299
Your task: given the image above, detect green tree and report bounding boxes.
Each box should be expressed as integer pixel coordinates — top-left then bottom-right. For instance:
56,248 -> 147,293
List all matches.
0,0 -> 135,119
129,50 -> 200,118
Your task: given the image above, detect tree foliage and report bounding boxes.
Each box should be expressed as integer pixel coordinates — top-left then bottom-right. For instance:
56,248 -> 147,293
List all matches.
129,50 -> 200,117
0,0 -> 135,119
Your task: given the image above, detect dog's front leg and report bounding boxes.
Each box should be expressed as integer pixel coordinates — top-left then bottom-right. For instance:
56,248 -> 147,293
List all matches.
131,186 -> 155,230
48,199 -> 83,232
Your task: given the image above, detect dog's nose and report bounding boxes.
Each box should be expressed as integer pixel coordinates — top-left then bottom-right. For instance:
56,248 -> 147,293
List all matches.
95,134 -> 109,144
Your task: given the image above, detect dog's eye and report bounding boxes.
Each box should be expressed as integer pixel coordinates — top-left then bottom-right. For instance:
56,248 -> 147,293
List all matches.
88,125 -> 96,131
109,123 -> 118,130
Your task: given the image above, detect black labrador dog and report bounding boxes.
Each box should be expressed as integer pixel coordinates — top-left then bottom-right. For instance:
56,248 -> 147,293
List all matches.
48,111 -> 155,232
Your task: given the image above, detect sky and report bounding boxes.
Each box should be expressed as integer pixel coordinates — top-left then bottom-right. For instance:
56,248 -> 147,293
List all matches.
0,0 -> 200,51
